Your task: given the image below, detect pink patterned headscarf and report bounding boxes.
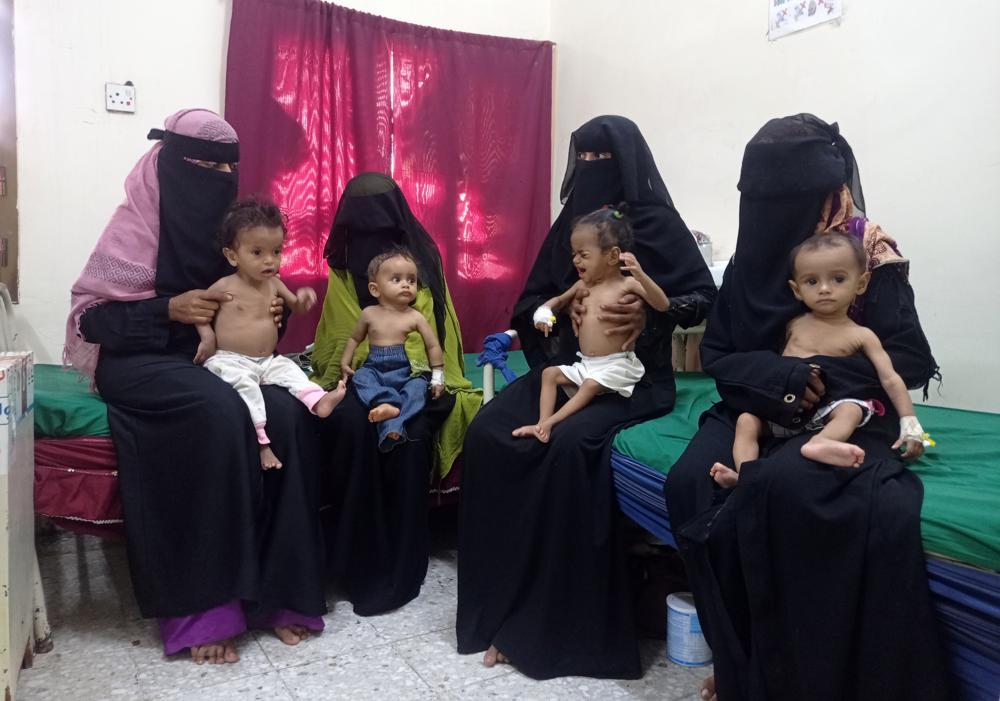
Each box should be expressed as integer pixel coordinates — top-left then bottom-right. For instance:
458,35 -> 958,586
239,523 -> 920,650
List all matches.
64,109 -> 238,379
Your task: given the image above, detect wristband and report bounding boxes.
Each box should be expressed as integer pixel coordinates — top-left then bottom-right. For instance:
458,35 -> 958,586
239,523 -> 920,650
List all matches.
431,367 -> 445,386
533,305 -> 556,328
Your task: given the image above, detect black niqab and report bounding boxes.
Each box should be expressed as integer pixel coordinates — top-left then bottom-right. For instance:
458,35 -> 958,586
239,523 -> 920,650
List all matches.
149,128 -> 239,297
514,115 -> 714,390
717,114 -> 861,354
325,173 -> 448,341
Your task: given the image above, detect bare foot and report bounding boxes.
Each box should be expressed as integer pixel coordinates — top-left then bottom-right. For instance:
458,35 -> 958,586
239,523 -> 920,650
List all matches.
801,436 -> 865,468
191,638 -> 239,665
700,675 -> 717,700
511,425 -> 550,443
274,624 -> 312,646
314,380 -> 347,418
710,462 -> 739,488
483,644 -> 510,667
260,445 -> 283,470
368,403 -> 401,423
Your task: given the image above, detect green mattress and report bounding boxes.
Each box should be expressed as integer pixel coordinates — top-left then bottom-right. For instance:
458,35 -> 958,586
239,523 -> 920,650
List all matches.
35,361 -> 998,572
612,373 -> 1000,573
34,363 -> 110,437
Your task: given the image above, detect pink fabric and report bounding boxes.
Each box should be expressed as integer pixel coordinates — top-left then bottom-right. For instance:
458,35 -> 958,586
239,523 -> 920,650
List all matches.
34,436 -> 123,524
295,385 -> 327,413
64,109 -> 239,379
225,0 -> 553,351
159,600 -> 324,656
254,422 -> 270,445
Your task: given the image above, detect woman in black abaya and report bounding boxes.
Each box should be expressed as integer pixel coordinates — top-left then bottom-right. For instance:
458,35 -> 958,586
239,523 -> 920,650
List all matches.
665,114 -> 949,701
67,109 -> 326,663
310,173 -> 478,616
456,115 -> 717,679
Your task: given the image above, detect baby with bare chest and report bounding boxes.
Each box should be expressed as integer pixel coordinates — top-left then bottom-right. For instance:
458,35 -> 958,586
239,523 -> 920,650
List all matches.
339,248 -> 445,452
196,198 -> 346,470
710,232 -> 927,488
513,205 -> 669,443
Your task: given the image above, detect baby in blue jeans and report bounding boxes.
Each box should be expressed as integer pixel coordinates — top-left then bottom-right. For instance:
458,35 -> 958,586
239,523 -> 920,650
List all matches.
340,247 -> 445,451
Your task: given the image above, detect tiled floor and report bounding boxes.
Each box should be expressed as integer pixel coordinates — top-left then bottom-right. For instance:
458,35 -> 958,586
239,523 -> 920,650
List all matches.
19,523 -> 711,701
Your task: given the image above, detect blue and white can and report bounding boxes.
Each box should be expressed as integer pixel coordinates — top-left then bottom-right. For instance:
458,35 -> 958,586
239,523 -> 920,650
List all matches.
666,592 -> 712,666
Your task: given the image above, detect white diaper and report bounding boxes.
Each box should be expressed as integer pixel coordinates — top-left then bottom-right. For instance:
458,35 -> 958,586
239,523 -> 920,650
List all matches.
558,351 -> 645,398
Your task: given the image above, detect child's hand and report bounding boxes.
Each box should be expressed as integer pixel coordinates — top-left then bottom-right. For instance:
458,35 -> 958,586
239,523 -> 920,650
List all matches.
532,305 -> 555,337
430,367 -> 445,399
619,252 -> 643,276
892,436 -> 925,460
340,363 -> 355,380
296,287 -> 318,313
893,415 -> 926,460
193,339 -> 216,365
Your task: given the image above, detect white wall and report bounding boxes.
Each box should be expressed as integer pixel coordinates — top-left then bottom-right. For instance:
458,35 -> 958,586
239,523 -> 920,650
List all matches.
16,0 -> 999,411
13,0 -> 550,363
549,1 -> 1000,412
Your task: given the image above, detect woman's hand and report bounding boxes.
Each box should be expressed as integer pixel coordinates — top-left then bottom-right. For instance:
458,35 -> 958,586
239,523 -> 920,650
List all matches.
270,296 -> 285,326
598,293 -> 646,351
168,290 -> 231,325
798,367 -> 826,413
569,288 -> 588,336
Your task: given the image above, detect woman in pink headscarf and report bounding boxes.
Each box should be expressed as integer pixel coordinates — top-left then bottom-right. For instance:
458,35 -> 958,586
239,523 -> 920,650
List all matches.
66,109 -> 326,664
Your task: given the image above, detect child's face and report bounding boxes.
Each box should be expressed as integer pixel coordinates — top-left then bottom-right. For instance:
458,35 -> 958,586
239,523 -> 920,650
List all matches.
223,225 -> 284,281
369,256 -> 418,307
788,243 -> 870,317
570,225 -> 620,284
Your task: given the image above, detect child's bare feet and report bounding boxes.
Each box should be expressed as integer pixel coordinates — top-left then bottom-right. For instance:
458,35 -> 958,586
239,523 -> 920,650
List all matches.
511,425 -> 550,443
483,644 -> 510,667
314,380 -> 347,418
801,436 -> 865,467
274,624 -> 312,646
260,445 -> 283,470
368,403 -> 400,423
710,462 -> 739,488
191,639 -> 239,664
700,675 -> 717,700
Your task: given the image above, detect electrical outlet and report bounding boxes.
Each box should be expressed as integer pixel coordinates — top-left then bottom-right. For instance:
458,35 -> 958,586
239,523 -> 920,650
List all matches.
105,82 -> 136,113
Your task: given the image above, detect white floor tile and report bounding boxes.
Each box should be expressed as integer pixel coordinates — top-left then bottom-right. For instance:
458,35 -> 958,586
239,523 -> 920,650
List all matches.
279,645 -> 435,700
254,599 -> 388,669
393,628 -> 515,692
149,670 -> 294,701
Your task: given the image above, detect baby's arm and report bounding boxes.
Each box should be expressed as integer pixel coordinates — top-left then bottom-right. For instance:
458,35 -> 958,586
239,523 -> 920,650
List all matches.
620,253 -> 669,311
413,312 -> 445,399
340,310 -> 370,379
193,278 -> 229,364
273,278 -> 317,315
859,328 -> 924,459
535,281 -> 584,337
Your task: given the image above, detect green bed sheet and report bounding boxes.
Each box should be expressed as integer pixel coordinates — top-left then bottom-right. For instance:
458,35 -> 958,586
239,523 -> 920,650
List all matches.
34,363 -> 110,437
35,361 -> 998,572
612,373 -> 1000,573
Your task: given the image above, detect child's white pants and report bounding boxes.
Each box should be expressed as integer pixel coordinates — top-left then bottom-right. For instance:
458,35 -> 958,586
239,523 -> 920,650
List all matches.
203,350 -> 326,444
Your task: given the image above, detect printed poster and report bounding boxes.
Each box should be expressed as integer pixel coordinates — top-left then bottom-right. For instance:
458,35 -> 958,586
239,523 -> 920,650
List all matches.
769,0 -> 843,40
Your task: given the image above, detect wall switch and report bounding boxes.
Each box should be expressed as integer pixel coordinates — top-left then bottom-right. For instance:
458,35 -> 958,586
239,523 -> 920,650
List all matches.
105,81 -> 136,113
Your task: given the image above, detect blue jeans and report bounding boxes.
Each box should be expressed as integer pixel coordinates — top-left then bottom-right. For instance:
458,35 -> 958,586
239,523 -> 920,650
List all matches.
351,345 -> 428,451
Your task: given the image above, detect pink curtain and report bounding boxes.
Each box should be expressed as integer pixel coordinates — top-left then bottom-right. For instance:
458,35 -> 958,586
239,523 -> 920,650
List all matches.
225,0 -> 553,352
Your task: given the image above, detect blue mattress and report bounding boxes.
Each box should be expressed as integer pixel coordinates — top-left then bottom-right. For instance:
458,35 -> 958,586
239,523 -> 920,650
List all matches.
611,448 -> 1000,701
